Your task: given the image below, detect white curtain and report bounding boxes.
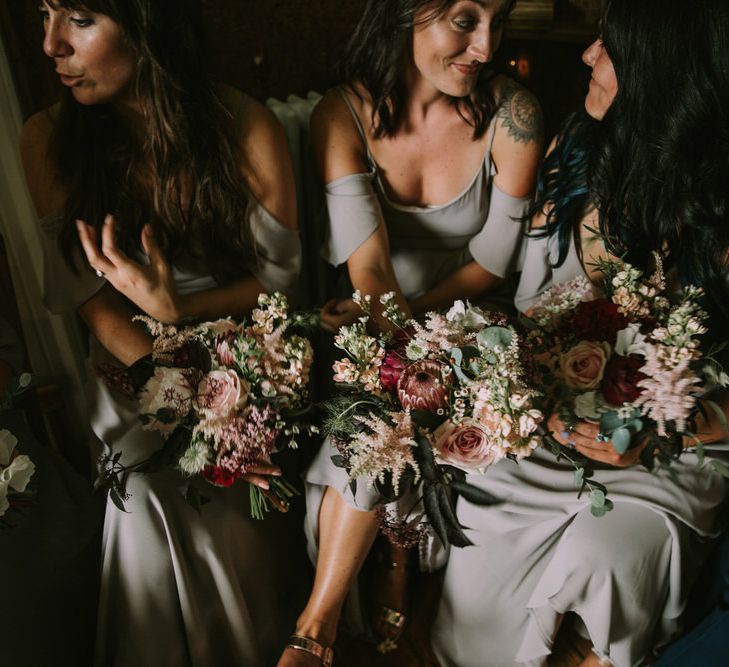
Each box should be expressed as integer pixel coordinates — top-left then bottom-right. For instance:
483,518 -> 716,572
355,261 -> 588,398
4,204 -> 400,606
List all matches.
0,30 -> 89,441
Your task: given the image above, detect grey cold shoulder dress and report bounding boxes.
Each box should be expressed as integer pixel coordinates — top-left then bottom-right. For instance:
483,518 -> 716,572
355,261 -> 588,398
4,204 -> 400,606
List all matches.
429,232 -> 729,667
41,201 -> 307,667
303,86 -> 534,632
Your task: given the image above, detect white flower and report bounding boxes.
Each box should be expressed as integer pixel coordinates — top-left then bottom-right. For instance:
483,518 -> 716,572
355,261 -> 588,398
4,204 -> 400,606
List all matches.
0,429 -> 18,465
518,410 -> 543,437
405,340 -> 428,361
446,301 -> 489,328
615,324 -> 649,357
178,440 -> 212,476
574,391 -> 603,420
1,454 -> 35,493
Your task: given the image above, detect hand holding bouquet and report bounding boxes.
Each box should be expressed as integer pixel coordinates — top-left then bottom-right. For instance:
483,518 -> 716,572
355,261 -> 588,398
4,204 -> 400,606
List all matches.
99,293 -> 317,519
525,254 -> 729,515
325,292 -> 543,548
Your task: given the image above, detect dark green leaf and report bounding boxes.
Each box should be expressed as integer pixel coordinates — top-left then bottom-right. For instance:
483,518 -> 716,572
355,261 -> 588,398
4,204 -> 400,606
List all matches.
330,455 -> 347,468
438,485 -> 472,548
423,483 -> 448,549
450,480 -> 501,506
126,353 -> 155,392
108,487 -> 129,513
415,433 -> 438,481
411,409 -> 446,430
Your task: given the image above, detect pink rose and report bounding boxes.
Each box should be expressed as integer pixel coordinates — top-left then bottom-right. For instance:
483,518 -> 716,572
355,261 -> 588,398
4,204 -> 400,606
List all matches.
215,335 -> 236,367
397,360 -> 452,412
560,340 -> 611,390
196,370 -> 248,418
433,420 -> 496,472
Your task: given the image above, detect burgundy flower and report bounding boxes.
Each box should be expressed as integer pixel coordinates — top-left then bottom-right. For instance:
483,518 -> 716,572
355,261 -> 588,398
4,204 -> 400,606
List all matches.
568,299 -> 628,344
379,351 -> 407,393
202,465 -> 237,487
397,360 -> 452,412
601,354 -> 647,405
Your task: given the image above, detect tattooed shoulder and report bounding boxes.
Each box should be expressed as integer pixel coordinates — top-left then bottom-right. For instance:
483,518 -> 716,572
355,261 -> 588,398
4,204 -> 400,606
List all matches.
496,81 -> 544,145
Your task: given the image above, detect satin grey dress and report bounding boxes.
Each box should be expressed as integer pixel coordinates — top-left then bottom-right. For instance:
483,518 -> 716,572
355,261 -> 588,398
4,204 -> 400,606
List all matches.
41,204 -> 307,667
305,86 -> 534,633
429,232 -> 729,667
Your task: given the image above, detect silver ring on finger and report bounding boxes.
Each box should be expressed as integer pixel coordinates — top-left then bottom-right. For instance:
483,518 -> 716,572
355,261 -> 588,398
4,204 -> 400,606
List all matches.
94,268 -> 105,278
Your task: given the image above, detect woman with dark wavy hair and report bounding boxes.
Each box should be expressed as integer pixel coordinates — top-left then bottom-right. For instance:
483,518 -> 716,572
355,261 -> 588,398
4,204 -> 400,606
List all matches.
426,1 -> 729,666
279,1 -> 543,665
21,1 -> 305,665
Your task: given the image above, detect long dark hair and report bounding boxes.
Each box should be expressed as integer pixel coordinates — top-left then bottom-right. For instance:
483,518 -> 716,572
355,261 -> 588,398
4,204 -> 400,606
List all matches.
341,0 -> 517,139
51,0 -> 254,282
530,0 -> 729,330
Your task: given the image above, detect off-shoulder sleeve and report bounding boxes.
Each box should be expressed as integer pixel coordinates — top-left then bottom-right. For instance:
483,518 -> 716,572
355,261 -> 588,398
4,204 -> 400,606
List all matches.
467,183 -> 531,279
0,318 -> 24,375
321,171 -> 382,267
513,233 -> 554,314
247,203 -> 302,300
40,215 -> 105,314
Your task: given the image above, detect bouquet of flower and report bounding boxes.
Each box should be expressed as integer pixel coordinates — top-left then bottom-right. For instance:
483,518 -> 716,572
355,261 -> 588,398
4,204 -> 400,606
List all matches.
1,373 -> 35,525
325,292 -> 543,548
525,254 -> 729,515
99,293 -> 317,519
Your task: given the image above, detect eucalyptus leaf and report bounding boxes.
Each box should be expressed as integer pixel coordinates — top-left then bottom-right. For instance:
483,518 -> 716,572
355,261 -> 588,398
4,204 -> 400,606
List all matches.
476,326 -> 513,351
590,488 -> 606,509
709,460 -> 729,479
449,348 -> 463,366
599,411 -> 626,433
17,373 -> 32,389
611,428 -> 631,455
574,467 -> 585,487
591,504 -> 608,518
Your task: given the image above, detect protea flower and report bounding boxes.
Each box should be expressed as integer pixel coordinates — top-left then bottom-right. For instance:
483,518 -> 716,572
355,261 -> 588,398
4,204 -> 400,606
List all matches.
397,360 -> 452,412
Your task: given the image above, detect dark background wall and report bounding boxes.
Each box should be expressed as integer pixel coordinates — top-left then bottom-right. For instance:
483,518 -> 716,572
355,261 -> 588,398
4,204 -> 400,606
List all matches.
1,0 -> 595,142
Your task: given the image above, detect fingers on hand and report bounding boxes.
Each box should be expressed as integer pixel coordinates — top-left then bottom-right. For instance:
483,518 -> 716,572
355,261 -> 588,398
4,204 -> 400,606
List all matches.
141,225 -> 167,273
76,219 -> 112,274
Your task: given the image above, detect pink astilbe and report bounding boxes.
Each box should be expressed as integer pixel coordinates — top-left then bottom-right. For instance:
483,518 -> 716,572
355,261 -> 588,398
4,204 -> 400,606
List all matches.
410,314 -> 462,353
634,344 -> 702,436
194,404 -> 278,476
346,410 -> 420,494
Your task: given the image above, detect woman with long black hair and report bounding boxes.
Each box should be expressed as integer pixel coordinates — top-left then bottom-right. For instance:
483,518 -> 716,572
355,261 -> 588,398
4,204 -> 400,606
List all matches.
21,1 -> 305,665
431,1 -> 729,665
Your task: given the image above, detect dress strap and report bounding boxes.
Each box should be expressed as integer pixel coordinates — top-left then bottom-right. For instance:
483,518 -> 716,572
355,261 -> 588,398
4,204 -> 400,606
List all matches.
336,86 -> 377,169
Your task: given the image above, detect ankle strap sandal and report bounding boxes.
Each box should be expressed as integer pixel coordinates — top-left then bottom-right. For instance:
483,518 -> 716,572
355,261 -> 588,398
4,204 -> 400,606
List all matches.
285,635 -> 334,667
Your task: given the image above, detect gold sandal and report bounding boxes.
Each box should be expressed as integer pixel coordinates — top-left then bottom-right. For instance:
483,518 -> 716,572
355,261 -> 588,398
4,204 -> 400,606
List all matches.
285,635 -> 334,667
374,605 -> 407,654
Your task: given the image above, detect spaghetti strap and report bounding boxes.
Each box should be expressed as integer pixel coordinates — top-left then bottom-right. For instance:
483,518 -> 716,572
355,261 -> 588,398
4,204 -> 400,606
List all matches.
336,86 -> 376,169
